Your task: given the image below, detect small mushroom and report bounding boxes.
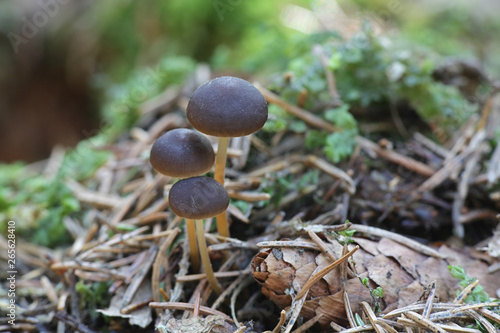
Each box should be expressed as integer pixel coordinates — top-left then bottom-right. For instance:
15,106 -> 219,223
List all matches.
150,128 -> 215,178
169,176 -> 229,220
150,128 -> 215,273
169,176 -> 229,294
187,76 -> 268,237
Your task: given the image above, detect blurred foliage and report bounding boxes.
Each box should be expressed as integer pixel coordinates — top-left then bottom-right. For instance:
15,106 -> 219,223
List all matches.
0,55 -> 194,247
263,23 -> 477,163
339,0 -> 500,73
75,281 -> 112,322
448,265 -> 499,331
87,0 -> 309,81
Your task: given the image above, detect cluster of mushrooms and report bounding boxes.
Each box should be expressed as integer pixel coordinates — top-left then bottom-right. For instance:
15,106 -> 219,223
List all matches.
150,76 -> 268,293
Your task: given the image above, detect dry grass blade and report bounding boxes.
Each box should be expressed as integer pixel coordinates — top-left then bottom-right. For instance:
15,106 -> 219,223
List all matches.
338,324 -> 374,333
304,154 -> 356,194
230,275 -> 253,328
384,303 -> 457,319
451,302 -> 500,313
404,311 -> 448,333
422,281 -> 437,318
269,310 -> 286,333
465,309 -> 497,333
361,302 -> 385,333
149,302 -> 233,322
478,307 -> 500,325
176,269 -> 251,282
211,273 -> 249,310
257,240 -> 321,251
308,229 -> 338,262
122,245 -> 158,307
453,279 -> 479,303
283,290 -> 309,333
350,224 -> 445,258
151,228 -> 181,304
255,83 -> 337,133
356,136 -> 435,177
291,313 -> 324,333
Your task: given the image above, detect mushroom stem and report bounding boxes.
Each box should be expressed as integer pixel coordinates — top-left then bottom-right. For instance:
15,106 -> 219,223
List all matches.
194,219 -> 223,294
186,219 -> 200,272
214,137 -> 230,238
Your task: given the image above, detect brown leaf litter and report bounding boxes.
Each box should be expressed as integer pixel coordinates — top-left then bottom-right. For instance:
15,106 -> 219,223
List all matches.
1,65 -> 499,332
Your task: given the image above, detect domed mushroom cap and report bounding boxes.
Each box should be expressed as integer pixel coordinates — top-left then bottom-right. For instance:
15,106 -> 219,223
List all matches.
169,176 -> 229,220
187,76 -> 268,137
150,128 -> 215,178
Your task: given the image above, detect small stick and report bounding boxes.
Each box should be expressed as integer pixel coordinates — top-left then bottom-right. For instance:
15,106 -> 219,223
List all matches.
149,302 -> 233,322
356,136 -> 435,177
338,324 -> 375,333
227,190 -> 271,202
211,273 -> 249,310
377,319 -> 399,333
344,291 -> 357,328
413,132 -> 449,158
478,307 -> 500,325
452,302 -> 500,313
465,309 -> 497,333
231,275 -> 253,327
313,44 -> 339,100
122,245 -> 158,307
435,324 -> 481,333
305,154 -> 356,194
120,298 -> 153,314
255,83 -> 338,132
308,230 -> 338,262
176,269 -> 251,282
384,303 -> 457,318
361,302 -> 384,333
291,313 -> 324,333
453,279 -> 479,303
283,290 -> 309,333
422,281 -> 437,319
152,228 -> 181,304
256,240 -> 321,251
350,224 -> 445,259
271,310 -> 287,333
405,311 -> 448,333
193,292 -> 201,318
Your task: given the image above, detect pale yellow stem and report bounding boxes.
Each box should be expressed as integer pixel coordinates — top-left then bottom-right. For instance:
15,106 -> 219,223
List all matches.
214,137 -> 230,237
194,219 -> 222,294
186,219 -> 200,272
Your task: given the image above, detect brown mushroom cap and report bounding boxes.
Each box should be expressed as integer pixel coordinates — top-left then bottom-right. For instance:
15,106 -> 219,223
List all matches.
168,176 -> 229,220
186,76 -> 268,137
150,128 -> 215,178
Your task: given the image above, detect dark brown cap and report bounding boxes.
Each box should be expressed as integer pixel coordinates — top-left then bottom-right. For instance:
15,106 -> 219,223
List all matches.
150,128 -> 215,178
186,76 -> 268,137
168,176 -> 229,220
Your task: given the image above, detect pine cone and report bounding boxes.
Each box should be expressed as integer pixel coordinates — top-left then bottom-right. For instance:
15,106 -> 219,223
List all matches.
251,236 -> 500,328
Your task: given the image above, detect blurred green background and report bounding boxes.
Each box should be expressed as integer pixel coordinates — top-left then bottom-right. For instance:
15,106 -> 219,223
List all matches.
1,0 -> 499,246
1,0 -> 499,163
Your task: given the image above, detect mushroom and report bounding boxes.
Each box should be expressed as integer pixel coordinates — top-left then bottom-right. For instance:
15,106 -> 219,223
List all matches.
150,128 -> 215,272
150,128 -> 215,178
169,176 -> 229,293
187,76 -> 268,237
